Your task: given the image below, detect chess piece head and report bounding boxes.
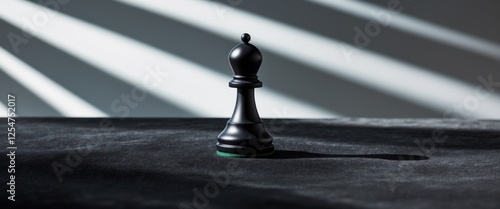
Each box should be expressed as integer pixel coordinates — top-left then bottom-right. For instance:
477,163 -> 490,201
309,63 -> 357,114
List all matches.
228,33 -> 263,88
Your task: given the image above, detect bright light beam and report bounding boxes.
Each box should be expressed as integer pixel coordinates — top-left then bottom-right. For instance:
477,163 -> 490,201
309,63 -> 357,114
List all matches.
116,0 -> 500,119
311,0 -> 500,61
0,101 -> 7,117
0,0 -> 337,118
0,47 -> 107,117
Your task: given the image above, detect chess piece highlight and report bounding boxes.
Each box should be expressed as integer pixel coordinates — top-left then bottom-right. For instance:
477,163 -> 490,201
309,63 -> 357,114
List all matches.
216,33 -> 274,157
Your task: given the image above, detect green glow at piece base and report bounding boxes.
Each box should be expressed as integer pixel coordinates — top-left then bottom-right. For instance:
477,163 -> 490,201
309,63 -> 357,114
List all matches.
216,150 -> 274,158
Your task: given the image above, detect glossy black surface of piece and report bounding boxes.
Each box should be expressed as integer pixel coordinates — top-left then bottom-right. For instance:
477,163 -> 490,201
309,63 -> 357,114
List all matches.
217,33 -> 274,155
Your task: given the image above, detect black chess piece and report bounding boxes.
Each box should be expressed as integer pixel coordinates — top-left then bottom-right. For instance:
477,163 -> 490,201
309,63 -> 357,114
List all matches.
216,33 -> 274,157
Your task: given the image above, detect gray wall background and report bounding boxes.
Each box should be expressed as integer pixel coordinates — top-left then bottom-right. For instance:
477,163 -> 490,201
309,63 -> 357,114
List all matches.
0,0 -> 499,118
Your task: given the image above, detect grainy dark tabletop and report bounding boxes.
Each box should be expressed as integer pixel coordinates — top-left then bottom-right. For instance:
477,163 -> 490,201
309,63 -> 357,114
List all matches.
1,118 -> 499,209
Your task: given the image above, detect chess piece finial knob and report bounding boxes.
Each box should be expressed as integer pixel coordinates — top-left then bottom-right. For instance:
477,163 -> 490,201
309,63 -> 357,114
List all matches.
228,33 -> 262,88
216,33 -> 274,157
241,33 -> 251,43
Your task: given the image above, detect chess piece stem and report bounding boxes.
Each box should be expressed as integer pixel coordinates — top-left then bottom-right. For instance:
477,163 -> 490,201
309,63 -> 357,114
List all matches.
230,89 -> 260,123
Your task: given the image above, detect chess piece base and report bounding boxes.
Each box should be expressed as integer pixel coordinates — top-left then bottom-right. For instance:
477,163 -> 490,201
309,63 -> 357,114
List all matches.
216,122 -> 274,157
216,150 -> 274,158
216,142 -> 274,157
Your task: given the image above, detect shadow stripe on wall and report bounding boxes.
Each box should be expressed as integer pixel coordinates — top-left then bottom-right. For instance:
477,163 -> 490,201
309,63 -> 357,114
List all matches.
0,1 -> 336,118
0,68 -> 62,117
218,0 -> 500,87
0,20 -> 195,117
363,0 -> 500,45
30,0 -> 442,117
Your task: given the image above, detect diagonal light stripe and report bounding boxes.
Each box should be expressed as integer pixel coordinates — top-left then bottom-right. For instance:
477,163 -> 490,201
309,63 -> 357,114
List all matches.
311,0 -> 500,61
0,47 -> 108,117
0,101 -> 7,117
116,0 -> 500,119
0,0 -> 338,118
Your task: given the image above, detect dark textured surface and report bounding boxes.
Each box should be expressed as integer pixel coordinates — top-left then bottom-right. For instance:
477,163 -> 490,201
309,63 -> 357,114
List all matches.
1,118 -> 499,209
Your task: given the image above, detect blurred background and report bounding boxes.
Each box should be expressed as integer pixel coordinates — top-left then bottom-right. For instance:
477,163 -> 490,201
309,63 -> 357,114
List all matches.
0,0 -> 499,119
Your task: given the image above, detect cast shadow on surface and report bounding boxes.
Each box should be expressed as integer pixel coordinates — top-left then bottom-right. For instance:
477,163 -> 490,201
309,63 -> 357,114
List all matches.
266,150 -> 429,161
9,153 -> 354,209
